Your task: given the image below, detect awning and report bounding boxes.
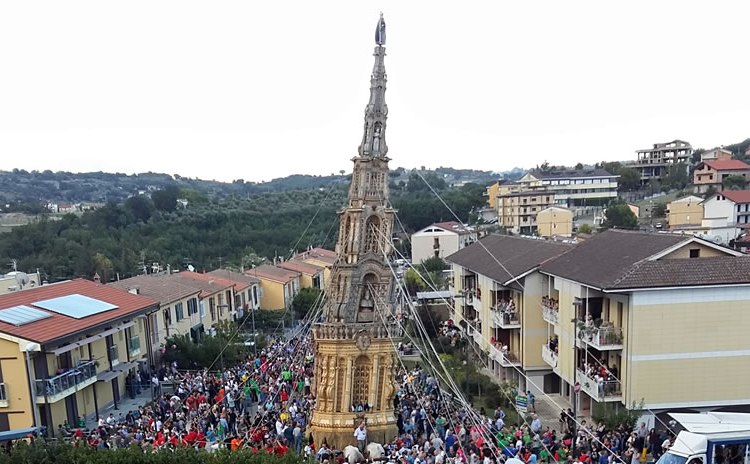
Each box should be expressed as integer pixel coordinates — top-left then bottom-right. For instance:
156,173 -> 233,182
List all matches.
113,361 -> 138,372
0,427 -> 41,441
416,290 -> 453,300
96,370 -> 120,382
51,322 -> 135,356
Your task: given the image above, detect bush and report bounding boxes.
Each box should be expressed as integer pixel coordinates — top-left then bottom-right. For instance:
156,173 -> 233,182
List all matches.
162,320 -> 250,370
592,400 -> 645,430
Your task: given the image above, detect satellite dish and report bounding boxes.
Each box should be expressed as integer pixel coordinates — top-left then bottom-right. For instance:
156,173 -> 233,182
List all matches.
187,264 -> 195,272
14,272 -> 30,289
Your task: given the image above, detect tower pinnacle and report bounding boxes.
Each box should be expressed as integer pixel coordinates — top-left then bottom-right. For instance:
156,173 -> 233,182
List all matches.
359,14 -> 388,158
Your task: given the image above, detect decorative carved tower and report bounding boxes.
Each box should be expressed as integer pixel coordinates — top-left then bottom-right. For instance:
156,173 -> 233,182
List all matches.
309,13 -> 400,447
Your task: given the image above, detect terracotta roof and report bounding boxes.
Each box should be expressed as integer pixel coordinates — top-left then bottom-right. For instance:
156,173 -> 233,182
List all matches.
720,190 -> 750,204
245,265 -> 300,284
431,221 -> 475,235
207,269 -> 260,287
171,273 -> 232,298
179,270 -> 248,292
277,260 -> 323,276
0,279 -> 158,346
108,274 -> 200,304
446,235 -> 573,284
702,159 -> 750,171
611,256 -> 750,289
292,248 -> 337,266
540,230 -> 689,289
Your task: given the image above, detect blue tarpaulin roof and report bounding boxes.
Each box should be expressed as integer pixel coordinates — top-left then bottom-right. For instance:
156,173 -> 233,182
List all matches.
0,427 -> 41,441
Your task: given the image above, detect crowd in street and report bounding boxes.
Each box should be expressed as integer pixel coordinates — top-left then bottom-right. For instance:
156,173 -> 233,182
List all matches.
44,326 -> 675,464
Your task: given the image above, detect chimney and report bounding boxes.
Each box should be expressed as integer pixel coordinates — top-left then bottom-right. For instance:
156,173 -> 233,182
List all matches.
93,272 -> 101,283
128,287 -> 139,295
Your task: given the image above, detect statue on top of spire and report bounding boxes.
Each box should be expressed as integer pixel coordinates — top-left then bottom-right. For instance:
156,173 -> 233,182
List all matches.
375,13 -> 386,46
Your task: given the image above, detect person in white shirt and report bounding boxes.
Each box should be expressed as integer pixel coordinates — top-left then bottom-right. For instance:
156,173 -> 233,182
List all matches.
354,423 -> 367,452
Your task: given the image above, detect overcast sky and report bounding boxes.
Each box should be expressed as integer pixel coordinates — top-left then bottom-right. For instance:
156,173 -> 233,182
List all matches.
1,1 -> 748,183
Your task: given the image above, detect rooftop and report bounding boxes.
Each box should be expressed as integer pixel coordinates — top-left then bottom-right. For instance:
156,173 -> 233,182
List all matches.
716,190 -> 750,204
171,273 -> 233,298
245,265 -> 300,283
611,256 -> 750,289
701,159 -> 750,171
178,270 -> 249,292
430,221 -> 476,235
277,260 -> 324,275
292,247 -> 337,266
109,274 -> 200,304
0,279 -> 158,345
207,269 -> 260,286
446,235 -> 573,285
527,168 -> 616,180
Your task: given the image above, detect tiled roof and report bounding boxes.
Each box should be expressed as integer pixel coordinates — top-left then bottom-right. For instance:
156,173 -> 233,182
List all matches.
179,271 -> 248,292
109,274 -> 200,304
245,265 -> 300,284
0,279 -> 158,345
539,230 -> 688,289
702,159 -> 750,171
446,235 -> 573,284
292,248 -> 337,266
207,269 -> 260,286
720,190 -> 750,204
277,260 -> 323,276
431,221 -> 475,235
171,273 -> 232,298
611,256 -> 750,289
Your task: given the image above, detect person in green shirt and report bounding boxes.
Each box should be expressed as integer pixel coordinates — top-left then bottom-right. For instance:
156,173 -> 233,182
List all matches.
297,379 -> 305,394
539,448 -> 550,463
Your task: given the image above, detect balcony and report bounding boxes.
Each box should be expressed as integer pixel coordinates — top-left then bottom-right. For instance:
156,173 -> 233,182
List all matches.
465,290 -> 479,309
466,321 -> 483,346
541,298 -> 559,325
576,369 -> 622,402
128,335 -> 141,357
108,344 -> 120,366
489,343 -> 521,368
541,344 -> 560,375
35,360 -> 98,403
0,383 -> 7,407
491,303 -> 521,329
578,325 -> 623,350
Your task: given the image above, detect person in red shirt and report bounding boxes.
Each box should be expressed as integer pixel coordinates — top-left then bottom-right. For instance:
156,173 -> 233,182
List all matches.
280,388 -> 289,402
274,440 -> 289,456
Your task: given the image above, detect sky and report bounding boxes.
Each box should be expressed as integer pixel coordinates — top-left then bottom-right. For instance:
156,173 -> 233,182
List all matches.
1,1 -> 749,183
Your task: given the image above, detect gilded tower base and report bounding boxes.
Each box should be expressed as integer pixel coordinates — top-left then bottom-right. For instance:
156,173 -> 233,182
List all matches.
309,324 -> 401,449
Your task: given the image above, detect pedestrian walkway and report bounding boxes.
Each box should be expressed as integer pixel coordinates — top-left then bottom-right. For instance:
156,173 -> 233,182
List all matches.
84,389 -> 154,430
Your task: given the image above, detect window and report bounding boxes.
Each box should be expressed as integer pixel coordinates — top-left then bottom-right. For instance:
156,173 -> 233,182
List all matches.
689,248 -> 700,258
163,307 -> 172,327
209,297 -> 216,321
175,302 -> 184,322
199,301 -> 206,318
187,298 -> 198,316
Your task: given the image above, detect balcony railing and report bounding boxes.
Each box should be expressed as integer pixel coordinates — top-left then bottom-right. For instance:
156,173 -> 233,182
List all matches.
576,368 -> 622,401
492,303 -> 521,329
129,335 -> 141,357
579,325 -> 623,350
542,344 -> 559,372
489,343 -> 521,367
108,345 -> 119,366
35,360 -> 97,402
541,299 -> 559,325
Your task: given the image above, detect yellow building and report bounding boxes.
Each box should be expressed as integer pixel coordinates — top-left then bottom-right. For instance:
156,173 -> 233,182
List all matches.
446,235 -> 573,388
173,273 -> 236,333
245,265 -> 301,310
277,260 -> 325,290
0,279 -> 156,436
207,269 -> 261,313
536,206 -> 573,237
291,248 -> 337,287
497,190 -> 556,235
667,195 -> 704,229
538,230 -> 747,414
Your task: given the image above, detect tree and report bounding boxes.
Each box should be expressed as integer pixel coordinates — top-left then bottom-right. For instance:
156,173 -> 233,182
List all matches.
723,175 -> 748,191
617,167 -> 641,191
92,252 -> 114,282
420,256 -> 448,274
662,163 -> 689,191
577,223 -> 592,234
651,202 -> 667,218
124,195 -> 154,223
404,268 -> 426,295
574,162 -> 584,170
291,287 -> 322,318
151,185 -> 179,212
603,202 -> 638,229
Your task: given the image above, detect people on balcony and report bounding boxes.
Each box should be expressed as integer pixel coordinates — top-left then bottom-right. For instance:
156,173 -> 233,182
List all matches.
542,296 -> 559,311
547,336 -> 559,354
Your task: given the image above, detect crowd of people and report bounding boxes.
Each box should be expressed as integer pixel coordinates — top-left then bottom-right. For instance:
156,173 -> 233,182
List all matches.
41,321 -> 674,464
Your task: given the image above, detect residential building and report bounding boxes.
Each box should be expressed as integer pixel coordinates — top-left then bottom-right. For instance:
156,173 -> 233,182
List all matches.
693,159 -> 750,193
497,191 -> 556,235
0,270 -> 42,295
667,196 -> 704,229
516,168 -> 619,208
700,190 -> 750,244
700,147 -> 733,162
245,265 -> 301,310
277,260 -> 325,290
633,140 -> 693,184
207,269 -> 261,315
291,247 -> 337,287
446,235 -> 573,389
0,279 -> 157,436
108,274 -> 202,344
536,206 -> 573,238
538,230 -> 747,413
171,273 -> 235,332
484,180 -> 518,210
410,221 -> 478,265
